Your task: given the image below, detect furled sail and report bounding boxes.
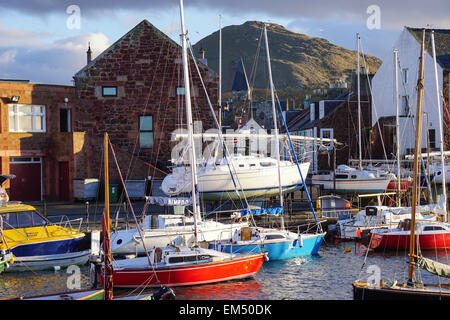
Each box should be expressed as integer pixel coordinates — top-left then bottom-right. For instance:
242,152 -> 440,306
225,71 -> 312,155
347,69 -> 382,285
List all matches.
417,256 -> 450,279
146,196 -> 192,206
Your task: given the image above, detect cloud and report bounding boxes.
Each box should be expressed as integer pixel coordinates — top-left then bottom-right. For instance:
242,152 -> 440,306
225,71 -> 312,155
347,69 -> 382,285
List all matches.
1,0 -> 449,31
0,31 -> 110,85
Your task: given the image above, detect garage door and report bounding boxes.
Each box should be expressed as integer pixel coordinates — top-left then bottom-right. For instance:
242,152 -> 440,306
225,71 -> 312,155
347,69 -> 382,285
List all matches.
9,157 -> 42,201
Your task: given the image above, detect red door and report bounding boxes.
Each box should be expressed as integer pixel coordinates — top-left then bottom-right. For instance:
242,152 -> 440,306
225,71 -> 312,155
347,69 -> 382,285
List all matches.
9,160 -> 42,201
59,161 -> 70,201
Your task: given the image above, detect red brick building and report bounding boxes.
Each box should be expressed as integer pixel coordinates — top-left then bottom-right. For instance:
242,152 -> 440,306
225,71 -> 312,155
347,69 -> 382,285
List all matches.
0,80 -> 78,201
0,20 -> 218,202
73,20 -> 218,185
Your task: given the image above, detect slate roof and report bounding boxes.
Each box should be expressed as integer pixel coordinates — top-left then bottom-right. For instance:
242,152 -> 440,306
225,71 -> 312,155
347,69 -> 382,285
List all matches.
407,27 -> 450,70
231,57 -> 250,92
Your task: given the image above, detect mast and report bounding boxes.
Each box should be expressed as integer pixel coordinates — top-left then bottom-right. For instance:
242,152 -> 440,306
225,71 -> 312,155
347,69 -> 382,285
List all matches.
264,23 -> 284,229
179,0 -> 200,246
103,132 -> 113,300
394,49 -> 402,206
357,33 -> 362,171
408,29 -> 426,284
218,14 -> 222,129
431,30 -> 447,218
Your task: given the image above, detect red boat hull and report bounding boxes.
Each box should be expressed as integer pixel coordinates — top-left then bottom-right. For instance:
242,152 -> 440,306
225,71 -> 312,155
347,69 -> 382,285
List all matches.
386,179 -> 412,192
100,253 -> 265,288
370,232 -> 450,250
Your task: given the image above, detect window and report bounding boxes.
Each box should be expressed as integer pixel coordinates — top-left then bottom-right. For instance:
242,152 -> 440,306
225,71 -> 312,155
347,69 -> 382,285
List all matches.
428,129 -> 436,149
176,87 -> 185,95
139,116 -> 153,148
402,96 -> 410,116
320,128 -> 334,149
402,68 -> 409,84
102,86 -> 117,97
60,107 -> 71,132
9,104 -> 46,132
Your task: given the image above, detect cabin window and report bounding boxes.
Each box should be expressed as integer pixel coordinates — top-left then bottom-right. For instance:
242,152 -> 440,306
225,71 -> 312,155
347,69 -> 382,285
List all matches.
239,164 -> 245,168
264,234 -> 285,240
423,226 -> 445,231
351,175 -> 357,179
102,86 -> 117,97
139,115 -> 153,148
168,254 -> 210,264
17,211 -> 33,228
9,104 -> 46,133
335,174 -> 348,179
250,164 -> 256,167
260,162 -> 274,167
0,212 -> 18,229
32,212 -> 47,227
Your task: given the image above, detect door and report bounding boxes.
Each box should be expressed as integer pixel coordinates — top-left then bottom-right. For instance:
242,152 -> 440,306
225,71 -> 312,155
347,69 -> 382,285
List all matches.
58,161 -> 70,201
9,157 -> 42,201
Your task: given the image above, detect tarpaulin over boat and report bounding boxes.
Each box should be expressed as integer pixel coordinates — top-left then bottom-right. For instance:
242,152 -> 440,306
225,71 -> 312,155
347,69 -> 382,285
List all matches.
146,196 -> 192,206
239,206 -> 283,217
417,256 -> 450,279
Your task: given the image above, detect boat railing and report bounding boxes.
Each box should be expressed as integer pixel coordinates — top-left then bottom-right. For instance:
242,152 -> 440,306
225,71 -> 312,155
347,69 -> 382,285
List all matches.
319,208 -> 358,219
296,219 -> 327,235
46,215 -> 84,233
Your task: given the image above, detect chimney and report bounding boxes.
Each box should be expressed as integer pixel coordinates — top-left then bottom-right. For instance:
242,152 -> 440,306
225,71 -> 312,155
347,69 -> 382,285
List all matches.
198,47 -> 207,66
87,42 -> 92,65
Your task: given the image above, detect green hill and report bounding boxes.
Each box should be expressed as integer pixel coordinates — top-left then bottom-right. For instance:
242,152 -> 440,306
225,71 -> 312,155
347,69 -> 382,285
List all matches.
193,21 -> 382,92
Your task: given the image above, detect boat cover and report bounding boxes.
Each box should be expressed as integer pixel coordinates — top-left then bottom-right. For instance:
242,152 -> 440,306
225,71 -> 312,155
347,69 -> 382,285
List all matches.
239,206 -> 283,217
417,256 -> 450,279
146,196 -> 192,206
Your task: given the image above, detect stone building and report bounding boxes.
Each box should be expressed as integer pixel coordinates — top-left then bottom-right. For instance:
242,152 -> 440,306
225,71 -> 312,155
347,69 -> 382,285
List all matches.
0,80 -> 77,201
73,19 -> 218,186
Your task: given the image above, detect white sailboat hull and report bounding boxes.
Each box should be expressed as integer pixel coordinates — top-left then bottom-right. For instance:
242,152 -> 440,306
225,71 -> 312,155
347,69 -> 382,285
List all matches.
110,220 -> 249,255
311,165 -> 390,193
162,156 -> 310,200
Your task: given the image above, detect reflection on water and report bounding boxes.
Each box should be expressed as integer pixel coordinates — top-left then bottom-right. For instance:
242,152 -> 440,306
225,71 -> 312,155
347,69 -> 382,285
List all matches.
0,267 -> 91,299
1,242 -> 449,300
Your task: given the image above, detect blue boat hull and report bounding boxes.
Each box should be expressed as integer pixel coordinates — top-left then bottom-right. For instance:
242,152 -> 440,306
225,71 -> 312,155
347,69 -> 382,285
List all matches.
11,236 -> 85,258
210,233 -> 325,261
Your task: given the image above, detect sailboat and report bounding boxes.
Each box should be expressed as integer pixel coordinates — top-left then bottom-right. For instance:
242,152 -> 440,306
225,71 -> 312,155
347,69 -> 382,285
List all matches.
161,26 -> 312,202
161,154 -> 311,201
353,29 -> 450,300
312,34 -> 393,194
209,23 -> 325,261
100,1 -> 266,289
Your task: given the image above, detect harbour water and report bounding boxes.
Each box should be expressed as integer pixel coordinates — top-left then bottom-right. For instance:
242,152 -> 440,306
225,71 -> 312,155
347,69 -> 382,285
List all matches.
1,240 -> 449,300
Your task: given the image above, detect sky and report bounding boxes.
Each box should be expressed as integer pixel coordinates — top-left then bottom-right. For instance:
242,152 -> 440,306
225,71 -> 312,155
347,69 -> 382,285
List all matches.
0,0 -> 449,86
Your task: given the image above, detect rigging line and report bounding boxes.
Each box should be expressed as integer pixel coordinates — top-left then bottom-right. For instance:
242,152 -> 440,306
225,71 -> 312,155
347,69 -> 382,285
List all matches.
274,92 -> 320,226
359,38 -> 389,162
146,50 -> 178,200
187,38 -> 250,211
108,137 -> 161,286
123,37 -> 173,192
